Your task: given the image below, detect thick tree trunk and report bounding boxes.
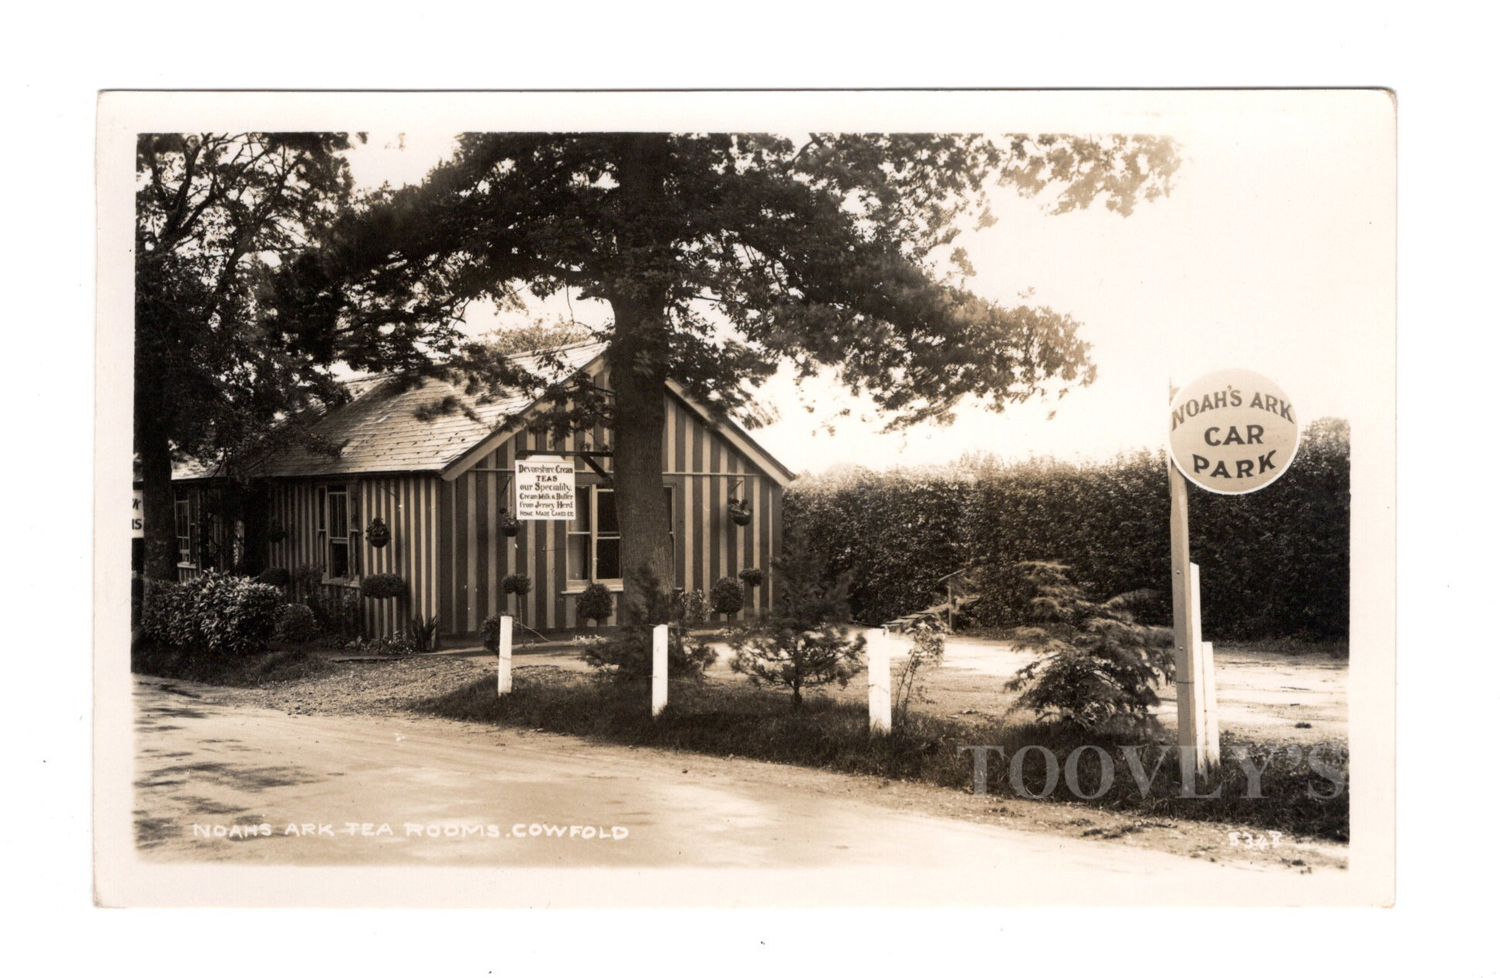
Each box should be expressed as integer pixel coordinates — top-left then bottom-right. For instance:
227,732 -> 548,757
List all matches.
606,312 -> 675,622
138,420 -> 178,581
607,134 -> 677,622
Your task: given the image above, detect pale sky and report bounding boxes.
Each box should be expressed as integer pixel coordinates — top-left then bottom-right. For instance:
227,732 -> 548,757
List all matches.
344,113 -> 1390,475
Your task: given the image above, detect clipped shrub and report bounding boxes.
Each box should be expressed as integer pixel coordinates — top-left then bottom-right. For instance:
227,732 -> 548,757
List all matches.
577,582 -> 615,627
784,419 -> 1350,640
193,572 -> 283,657
502,573 -> 533,596
710,576 -> 745,618
256,567 -> 291,589
738,567 -> 765,588
273,603 -> 319,644
361,572 -> 407,601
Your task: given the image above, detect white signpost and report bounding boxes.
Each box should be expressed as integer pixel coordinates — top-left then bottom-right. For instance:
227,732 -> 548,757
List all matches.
1167,369 -> 1300,780
867,627 -> 891,735
651,624 -> 668,717
496,615 -> 513,696
514,456 -> 577,520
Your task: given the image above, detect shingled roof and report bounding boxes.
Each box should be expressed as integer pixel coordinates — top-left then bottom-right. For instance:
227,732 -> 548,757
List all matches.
174,342 -> 606,481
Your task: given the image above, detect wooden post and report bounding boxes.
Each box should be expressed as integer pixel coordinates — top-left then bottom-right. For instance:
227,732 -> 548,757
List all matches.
497,615 -> 513,696
1168,443 -> 1211,781
868,627 -> 891,735
1202,639 -> 1221,766
651,624 -> 668,717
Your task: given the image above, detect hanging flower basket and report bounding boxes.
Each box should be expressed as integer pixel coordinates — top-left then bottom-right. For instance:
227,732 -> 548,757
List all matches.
366,516 -> 391,549
499,512 -> 521,537
728,499 -> 753,526
266,520 -> 287,543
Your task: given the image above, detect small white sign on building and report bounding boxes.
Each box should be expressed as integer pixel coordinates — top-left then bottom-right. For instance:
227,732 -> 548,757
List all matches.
132,488 -> 145,538
514,456 -> 577,520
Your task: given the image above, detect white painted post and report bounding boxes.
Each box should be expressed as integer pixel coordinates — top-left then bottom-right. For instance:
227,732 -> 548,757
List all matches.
1168,444 -> 1207,782
497,615 -> 513,696
651,624 -> 668,717
1202,639 -> 1221,767
868,627 -> 891,735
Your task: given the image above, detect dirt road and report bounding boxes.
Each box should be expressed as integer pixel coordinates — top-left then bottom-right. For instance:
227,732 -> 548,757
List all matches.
133,676 -> 1348,903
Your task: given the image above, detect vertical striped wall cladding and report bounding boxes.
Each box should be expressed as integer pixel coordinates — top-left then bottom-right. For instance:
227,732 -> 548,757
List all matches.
264,475 -> 441,639
437,390 -> 783,637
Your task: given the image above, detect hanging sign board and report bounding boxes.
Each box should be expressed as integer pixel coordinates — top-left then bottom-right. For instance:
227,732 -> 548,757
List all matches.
514,456 -> 577,520
132,488 -> 145,538
1169,369 -> 1300,494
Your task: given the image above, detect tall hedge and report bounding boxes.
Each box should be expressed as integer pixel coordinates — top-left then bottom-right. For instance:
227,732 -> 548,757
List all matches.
784,419 -> 1350,641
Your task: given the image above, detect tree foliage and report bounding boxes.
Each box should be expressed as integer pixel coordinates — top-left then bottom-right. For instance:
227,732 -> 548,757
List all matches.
134,133 -> 365,579
294,132 -> 1180,611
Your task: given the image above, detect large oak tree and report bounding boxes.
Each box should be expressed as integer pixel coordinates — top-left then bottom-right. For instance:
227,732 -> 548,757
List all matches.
290,132 -> 1180,614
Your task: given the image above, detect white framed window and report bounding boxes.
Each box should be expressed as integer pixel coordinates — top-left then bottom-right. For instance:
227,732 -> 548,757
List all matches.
174,496 -> 193,566
567,484 -> 675,587
317,484 -> 358,580
567,484 -> 620,586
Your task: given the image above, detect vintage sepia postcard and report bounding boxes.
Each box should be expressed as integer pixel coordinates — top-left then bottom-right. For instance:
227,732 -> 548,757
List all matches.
94,89 -> 1395,907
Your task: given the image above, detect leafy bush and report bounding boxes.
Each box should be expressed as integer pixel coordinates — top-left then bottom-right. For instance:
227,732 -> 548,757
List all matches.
273,602 -> 319,644
888,615 -> 946,731
195,573 -> 283,656
728,531 -> 865,709
502,574 -> 533,595
577,583 -> 614,626
360,572 -> 407,601
293,564 -> 324,598
140,578 -> 202,649
675,589 -> 710,627
583,570 -> 716,681
1003,562 -> 1174,733
482,615 -> 503,653
151,572 -> 281,657
256,567 -> 291,589
738,567 -> 765,588
408,615 -> 440,654
306,587 -> 362,641
710,576 -> 745,617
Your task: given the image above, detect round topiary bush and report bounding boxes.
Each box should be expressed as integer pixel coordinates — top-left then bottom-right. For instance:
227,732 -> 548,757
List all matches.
577,582 -> 614,626
256,567 -> 291,589
738,567 -> 765,588
502,573 -> 533,596
273,602 -> 319,644
361,572 -> 407,601
710,575 -> 745,617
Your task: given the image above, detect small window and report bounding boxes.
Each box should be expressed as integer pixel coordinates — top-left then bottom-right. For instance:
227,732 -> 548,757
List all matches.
327,486 -> 351,579
174,497 -> 193,565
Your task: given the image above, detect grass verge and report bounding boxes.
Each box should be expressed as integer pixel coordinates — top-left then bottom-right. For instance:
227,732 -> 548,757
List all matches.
132,638 -> 338,687
416,667 -> 1349,842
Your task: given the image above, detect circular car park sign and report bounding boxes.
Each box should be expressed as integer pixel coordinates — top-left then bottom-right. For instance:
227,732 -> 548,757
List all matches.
1169,369 -> 1300,494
